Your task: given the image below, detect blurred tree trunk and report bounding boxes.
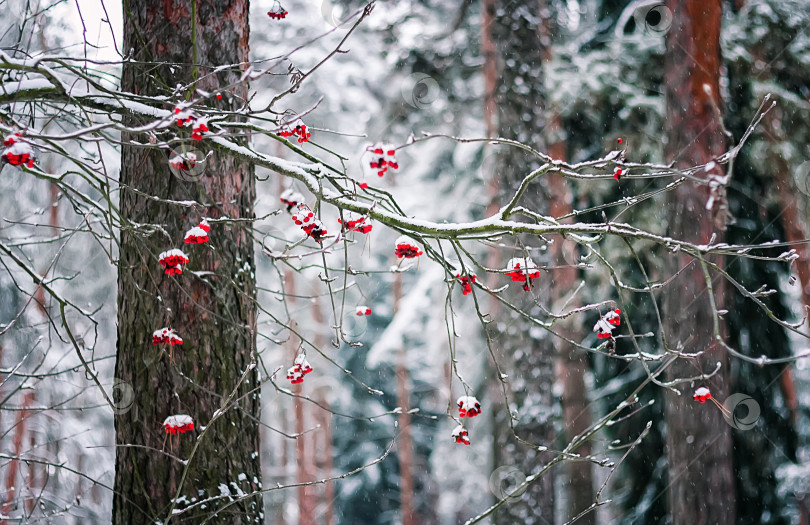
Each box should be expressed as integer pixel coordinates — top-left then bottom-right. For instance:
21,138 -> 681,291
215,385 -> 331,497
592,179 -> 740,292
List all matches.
309,289 -> 335,525
294,377 -> 316,524
662,1 -> 735,524
488,1 -> 556,523
482,0 -> 497,143
764,108 -> 802,425
393,273 -> 416,525
548,123 -> 594,524
288,274 -> 316,525
114,1 -> 261,523
1,390 -> 33,518
315,405 -> 335,525
542,5 -> 594,520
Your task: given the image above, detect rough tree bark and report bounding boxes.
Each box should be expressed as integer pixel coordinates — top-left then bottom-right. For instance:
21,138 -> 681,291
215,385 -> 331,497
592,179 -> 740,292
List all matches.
662,1 -> 735,524
488,1 -> 556,523
113,1 -> 261,523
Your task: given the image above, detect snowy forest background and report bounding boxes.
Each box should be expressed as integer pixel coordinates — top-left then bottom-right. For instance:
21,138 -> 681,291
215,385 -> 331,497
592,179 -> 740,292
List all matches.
2,0 -> 810,523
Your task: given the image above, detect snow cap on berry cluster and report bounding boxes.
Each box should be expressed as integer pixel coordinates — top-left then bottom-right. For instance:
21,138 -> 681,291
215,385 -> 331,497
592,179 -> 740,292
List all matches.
2,135 -> 36,168
191,118 -> 209,141
287,353 -> 313,384
457,396 -> 481,418
504,257 -> 540,282
163,414 -> 194,434
152,327 -> 183,346
184,219 -> 210,244
158,249 -> 189,275
174,104 -> 196,127
395,235 -> 422,258
593,309 -> 621,340
278,118 -> 310,143
291,204 -> 327,242
280,189 -> 305,212
451,425 -> 470,445
693,387 -> 711,403
268,1 -> 288,18
3,132 -> 22,146
339,212 -> 372,234
170,152 -> 197,172
366,142 -> 399,177
456,273 -> 476,295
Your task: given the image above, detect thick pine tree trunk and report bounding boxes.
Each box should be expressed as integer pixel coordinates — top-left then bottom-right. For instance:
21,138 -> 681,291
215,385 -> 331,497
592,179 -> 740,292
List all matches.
663,1 -> 735,524
113,1 -> 261,523
488,2 -> 556,523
